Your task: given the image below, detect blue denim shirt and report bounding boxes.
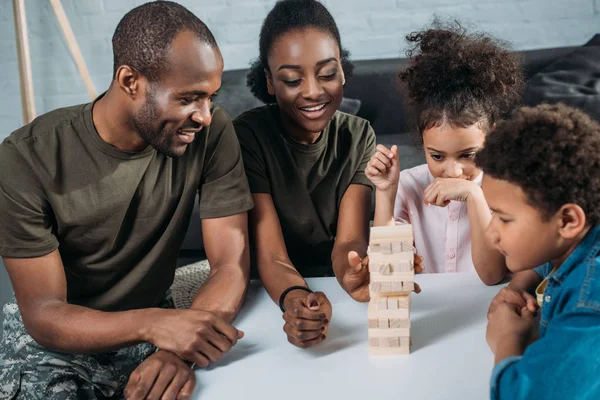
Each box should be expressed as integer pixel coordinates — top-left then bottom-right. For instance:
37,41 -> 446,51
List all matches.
490,225 -> 600,399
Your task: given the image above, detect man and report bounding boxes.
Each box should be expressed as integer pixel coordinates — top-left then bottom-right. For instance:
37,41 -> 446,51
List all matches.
0,2 -> 253,399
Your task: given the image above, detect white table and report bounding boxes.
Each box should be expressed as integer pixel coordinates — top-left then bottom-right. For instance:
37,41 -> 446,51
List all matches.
193,272 -> 505,399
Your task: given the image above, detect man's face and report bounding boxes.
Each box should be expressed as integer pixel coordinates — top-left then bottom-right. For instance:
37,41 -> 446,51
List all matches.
132,31 -> 223,157
482,175 -> 562,272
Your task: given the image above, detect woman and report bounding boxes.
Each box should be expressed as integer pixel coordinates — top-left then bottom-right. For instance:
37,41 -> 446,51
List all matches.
234,0 -> 375,348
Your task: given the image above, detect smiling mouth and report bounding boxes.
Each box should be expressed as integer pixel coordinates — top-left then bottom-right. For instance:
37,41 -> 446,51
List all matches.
299,103 -> 328,112
297,102 -> 330,119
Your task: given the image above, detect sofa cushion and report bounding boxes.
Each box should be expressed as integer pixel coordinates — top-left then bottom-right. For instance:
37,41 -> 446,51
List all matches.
523,35 -> 600,121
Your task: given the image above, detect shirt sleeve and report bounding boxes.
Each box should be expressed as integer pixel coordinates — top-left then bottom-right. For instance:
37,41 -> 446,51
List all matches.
198,108 -> 254,219
490,309 -> 600,399
0,140 -> 59,257
233,117 -> 271,194
350,122 -> 376,189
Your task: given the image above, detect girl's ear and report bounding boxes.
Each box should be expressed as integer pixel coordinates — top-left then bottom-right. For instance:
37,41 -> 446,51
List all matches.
265,68 -> 275,96
556,203 -> 587,240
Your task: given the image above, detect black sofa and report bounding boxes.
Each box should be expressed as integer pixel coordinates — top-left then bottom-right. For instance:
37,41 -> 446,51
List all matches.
178,43 -> 598,267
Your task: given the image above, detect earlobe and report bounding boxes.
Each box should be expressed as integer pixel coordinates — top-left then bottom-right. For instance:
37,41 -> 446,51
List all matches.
557,204 -> 587,239
264,68 -> 275,96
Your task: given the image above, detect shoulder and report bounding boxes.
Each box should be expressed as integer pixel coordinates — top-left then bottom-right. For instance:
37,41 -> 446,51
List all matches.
233,105 -> 275,130
331,111 -> 372,137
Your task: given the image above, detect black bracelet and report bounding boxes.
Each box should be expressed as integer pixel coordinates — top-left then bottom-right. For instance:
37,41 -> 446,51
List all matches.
278,286 -> 313,313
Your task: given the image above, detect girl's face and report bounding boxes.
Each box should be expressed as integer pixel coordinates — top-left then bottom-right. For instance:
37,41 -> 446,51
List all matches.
266,27 -> 344,138
422,123 -> 486,180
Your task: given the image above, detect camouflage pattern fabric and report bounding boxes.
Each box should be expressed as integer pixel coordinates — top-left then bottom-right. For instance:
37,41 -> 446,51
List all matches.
0,296 -> 174,399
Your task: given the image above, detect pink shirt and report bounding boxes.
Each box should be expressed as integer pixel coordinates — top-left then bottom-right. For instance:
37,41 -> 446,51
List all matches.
393,164 -> 483,274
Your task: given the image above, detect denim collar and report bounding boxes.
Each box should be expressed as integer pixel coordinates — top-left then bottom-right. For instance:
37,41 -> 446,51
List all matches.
549,225 -> 600,284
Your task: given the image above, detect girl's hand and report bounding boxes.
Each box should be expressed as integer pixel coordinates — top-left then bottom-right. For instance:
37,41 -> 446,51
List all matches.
424,178 -> 481,207
365,145 -> 400,192
282,292 -> 331,348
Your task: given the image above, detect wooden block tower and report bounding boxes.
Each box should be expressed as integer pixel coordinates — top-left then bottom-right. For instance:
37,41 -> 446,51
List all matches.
367,224 -> 414,355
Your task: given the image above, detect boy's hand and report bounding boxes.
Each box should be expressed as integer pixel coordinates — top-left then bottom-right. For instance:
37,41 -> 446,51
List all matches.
486,302 -> 535,354
282,292 -> 331,348
424,178 -> 481,207
489,286 -> 538,317
124,350 -> 195,400
365,145 -> 400,192
146,309 -> 243,368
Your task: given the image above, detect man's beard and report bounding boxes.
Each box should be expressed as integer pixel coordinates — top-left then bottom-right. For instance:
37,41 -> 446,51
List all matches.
132,86 -> 182,158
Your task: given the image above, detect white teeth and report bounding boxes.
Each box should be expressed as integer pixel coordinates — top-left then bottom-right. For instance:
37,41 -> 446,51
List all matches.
301,103 -> 326,112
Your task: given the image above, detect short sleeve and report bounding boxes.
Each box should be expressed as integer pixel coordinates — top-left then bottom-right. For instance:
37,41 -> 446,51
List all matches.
0,139 -> 58,257
198,108 -> 254,219
350,123 -> 376,189
234,118 -> 271,194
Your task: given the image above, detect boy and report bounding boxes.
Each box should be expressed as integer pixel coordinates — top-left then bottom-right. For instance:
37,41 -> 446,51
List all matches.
477,103 -> 600,399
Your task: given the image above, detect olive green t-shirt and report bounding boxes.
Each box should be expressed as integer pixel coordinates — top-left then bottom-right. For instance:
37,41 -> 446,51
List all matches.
0,100 -> 253,311
234,105 -> 375,276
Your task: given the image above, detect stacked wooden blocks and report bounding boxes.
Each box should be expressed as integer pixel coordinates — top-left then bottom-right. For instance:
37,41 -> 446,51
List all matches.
368,224 -> 414,355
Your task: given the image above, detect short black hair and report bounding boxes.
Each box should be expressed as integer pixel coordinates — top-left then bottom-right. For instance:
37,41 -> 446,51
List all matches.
247,0 -> 354,104
398,20 -> 524,134
476,103 -> 600,225
112,1 -> 218,82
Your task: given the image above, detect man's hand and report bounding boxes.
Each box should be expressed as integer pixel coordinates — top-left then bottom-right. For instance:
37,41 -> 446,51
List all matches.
488,286 -> 538,317
486,302 -> 535,355
424,178 -> 482,207
124,350 -> 195,400
365,145 -> 400,192
283,292 -> 332,348
145,309 -> 243,367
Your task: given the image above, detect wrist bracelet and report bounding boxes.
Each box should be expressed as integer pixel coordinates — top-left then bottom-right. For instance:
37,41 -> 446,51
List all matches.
279,285 -> 313,312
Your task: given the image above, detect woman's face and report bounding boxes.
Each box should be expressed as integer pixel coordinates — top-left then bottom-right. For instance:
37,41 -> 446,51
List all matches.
266,27 -> 345,137
422,123 -> 486,180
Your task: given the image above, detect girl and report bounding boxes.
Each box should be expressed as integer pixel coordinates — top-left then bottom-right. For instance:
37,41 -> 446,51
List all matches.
234,0 -> 375,348
366,22 -> 524,285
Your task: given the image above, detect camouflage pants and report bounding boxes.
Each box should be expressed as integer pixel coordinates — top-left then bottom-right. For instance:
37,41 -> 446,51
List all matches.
0,297 -> 173,399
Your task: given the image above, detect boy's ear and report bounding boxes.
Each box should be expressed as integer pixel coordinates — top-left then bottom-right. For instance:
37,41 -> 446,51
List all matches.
556,203 -> 587,239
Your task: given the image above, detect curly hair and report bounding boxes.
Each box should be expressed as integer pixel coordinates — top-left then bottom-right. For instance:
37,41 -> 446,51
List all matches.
476,103 -> 600,225
398,20 -> 524,134
112,1 -> 217,82
247,0 -> 354,104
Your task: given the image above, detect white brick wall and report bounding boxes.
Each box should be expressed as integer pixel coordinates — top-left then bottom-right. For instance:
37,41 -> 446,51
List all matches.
0,0 -> 599,138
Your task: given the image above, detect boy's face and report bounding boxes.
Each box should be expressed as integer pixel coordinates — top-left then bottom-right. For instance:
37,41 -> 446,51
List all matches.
482,175 -> 564,272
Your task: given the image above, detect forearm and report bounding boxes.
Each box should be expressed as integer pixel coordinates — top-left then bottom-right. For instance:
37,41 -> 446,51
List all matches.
373,189 -> 396,226
332,239 -> 368,291
467,191 -> 506,285
508,270 -> 544,294
257,255 -> 308,309
24,301 -> 156,354
191,262 -> 249,323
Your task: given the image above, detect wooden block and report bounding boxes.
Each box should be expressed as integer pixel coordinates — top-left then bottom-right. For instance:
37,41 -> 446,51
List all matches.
370,282 -> 412,295
369,251 -> 414,265
387,296 -> 398,310
403,281 -> 415,291
371,260 -> 414,276
380,243 -> 392,254
368,318 -> 378,329
400,337 -> 410,349
371,272 -> 414,283
370,225 -> 413,242
378,318 -> 389,328
389,318 -> 411,329
376,297 -> 387,311
368,301 -> 410,319
397,295 -> 410,309
369,337 -> 379,347
368,328 -> 411,338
